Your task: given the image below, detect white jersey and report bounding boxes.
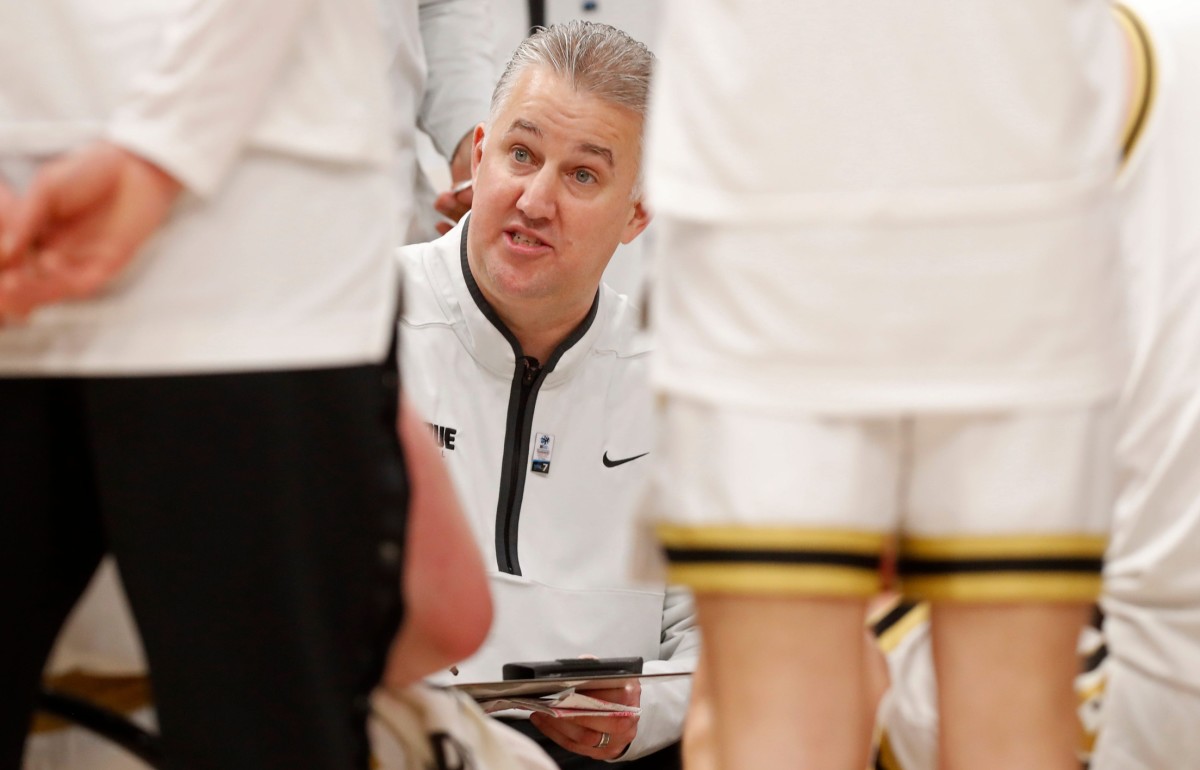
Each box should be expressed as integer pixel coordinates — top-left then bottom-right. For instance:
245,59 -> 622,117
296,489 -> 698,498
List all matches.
872,4 -> 1200,765
646,0 -> 1127,414
399,220 -> 699,759
1103,0 -> 1200,695
0,0 -> 399,374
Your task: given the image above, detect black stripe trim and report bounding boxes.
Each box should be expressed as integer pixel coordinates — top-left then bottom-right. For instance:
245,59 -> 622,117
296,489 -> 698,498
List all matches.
664,548 -> 879,571
899,556 -> 1103,577
1082,643 -> 1108,675
460,218 -> 601,576
461,217 -> 522,355
870,600 -> 921,640
37,690 -> 163,768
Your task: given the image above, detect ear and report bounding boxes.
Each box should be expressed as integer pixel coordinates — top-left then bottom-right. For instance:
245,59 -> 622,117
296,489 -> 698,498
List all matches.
470,123 -> 486,179
619,199 -> 652,245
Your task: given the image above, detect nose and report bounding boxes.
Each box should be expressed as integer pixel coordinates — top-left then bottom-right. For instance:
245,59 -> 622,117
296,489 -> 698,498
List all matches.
516,167 -> 556,221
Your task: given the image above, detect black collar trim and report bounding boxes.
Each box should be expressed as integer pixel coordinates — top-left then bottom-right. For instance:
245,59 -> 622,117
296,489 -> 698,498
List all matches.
459,216 -> 600,372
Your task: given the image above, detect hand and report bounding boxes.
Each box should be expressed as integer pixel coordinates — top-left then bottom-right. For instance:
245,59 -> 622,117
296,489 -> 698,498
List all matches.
528,680 -> 641,760
0,181 -> 21,318
433,129 -> 475,235
0,141 -> 182,321
0,181 -> 18,259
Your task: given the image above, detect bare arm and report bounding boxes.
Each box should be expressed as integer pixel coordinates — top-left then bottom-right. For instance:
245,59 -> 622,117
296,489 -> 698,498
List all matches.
382,397 -> 493,688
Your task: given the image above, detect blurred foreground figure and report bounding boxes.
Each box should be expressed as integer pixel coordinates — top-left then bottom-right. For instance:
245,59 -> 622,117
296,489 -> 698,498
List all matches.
0,2 -> 414,768
644,2 -> 1126,768
1093,0 -> 1200,765
866,7 -> 1200,765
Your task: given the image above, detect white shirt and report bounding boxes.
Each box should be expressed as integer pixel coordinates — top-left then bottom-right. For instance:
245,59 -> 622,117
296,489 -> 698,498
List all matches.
0,0 -> 400,374
1103,0 -> 1200,695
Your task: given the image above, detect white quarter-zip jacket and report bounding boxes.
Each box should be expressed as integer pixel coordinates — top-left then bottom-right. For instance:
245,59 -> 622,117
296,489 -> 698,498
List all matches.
399,219 -> 698,759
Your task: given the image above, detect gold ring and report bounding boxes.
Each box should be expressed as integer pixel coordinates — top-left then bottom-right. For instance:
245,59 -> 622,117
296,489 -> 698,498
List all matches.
595,732 -> 611,749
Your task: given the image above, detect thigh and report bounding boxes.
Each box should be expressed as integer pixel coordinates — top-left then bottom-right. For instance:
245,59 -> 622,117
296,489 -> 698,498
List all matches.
647,398 -> 901,598
0,379 -> 104,768
84,364 -> 407,770
901,405 -> 1114,602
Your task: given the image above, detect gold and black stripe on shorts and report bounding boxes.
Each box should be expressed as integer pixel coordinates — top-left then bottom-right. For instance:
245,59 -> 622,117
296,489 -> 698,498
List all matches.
873,729 -> 904,770
897,534 -> 1106,602
657,525 -> 886,597
869,598 -> 929,654
31,672 -> 153,734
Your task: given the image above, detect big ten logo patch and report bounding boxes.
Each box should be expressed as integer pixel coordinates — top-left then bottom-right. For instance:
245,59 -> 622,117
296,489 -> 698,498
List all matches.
428,422 -> 457,454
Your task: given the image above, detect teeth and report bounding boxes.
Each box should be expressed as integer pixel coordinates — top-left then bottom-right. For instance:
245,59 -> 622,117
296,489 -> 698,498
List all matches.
512,232 -> 543,247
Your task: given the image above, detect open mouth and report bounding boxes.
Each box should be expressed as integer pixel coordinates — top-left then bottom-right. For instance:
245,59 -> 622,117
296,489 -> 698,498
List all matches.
509,230 -> 546,248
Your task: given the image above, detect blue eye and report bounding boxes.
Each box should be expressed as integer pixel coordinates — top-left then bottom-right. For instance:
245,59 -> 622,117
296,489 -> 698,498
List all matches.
574,169 -> 595,184
512,147 -> 530,163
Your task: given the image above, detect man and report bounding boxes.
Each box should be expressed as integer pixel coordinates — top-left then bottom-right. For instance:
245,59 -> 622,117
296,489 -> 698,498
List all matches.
398,22 -> 697,768
643,1 -> 1127,769
0,2 -> 415,768
378,0 -> 496,243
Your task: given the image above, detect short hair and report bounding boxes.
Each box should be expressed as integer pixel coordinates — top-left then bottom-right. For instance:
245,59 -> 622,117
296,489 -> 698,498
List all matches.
489,19 -> 655,135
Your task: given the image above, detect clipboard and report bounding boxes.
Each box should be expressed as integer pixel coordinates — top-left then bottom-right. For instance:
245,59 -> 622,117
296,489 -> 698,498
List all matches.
452,671 -> 692,702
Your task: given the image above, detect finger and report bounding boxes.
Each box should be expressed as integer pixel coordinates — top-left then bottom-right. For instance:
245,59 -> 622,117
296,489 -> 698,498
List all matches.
532,712 -> 637,759
0,259 -> 72,319
578,681 -> 640,706
570,713 -> 639,737
529,714 -> 608,758
435,221 -> 453,236
0,183 -> 18,258
4,145 -> 120,261
433,192 -> 470,221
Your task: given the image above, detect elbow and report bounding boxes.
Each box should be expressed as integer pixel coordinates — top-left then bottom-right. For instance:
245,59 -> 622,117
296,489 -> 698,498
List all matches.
408,572 -> 494,665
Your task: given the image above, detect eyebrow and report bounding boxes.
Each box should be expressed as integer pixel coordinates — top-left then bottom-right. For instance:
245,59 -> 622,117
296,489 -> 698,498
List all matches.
579,142 -> 614,169
505,119 -> 615,169
507,119 -> 542,138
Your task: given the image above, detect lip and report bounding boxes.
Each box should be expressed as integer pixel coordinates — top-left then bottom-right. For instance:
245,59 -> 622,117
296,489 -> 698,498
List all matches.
504,226 -> 554,256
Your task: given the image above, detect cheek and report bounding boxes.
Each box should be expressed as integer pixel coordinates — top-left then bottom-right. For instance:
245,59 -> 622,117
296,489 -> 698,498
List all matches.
469,182 -> 509,228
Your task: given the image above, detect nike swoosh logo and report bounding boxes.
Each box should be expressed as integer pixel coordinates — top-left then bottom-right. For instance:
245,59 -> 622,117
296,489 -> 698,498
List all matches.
602,451 -> 649,468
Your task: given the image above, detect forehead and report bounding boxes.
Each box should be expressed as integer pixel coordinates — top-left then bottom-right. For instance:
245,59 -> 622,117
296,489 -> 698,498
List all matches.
494,66 -> 642,163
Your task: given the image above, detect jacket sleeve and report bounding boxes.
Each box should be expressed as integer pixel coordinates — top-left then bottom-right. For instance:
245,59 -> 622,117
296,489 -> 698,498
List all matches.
620,586 -> 699,760
106,0 -> 317,196
417,0 -> 496,159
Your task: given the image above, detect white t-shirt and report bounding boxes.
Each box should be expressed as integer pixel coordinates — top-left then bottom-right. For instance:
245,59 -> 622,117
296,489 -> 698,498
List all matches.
0,0 -> 401,374
646,0 -> 1127,414
1103,0 -> 1200,695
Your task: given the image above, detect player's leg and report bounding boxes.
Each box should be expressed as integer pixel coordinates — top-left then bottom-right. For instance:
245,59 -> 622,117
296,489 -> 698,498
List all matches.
0,378 -> 105,768
695,594 -> 870,769
903,407 -> 1112,770
649,399 -> 897,769
931,602 -> 1088,770
85,363 -> 407,770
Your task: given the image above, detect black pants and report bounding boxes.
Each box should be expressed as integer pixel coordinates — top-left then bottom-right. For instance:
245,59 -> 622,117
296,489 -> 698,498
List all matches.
500,719 -> 682,770
0,365 -> 407,770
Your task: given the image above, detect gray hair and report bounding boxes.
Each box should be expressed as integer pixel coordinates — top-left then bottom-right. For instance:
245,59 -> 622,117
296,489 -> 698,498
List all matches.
489,21 -> 654,197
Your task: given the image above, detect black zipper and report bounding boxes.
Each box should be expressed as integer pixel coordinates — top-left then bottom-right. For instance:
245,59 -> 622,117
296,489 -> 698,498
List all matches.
495,355 -> 544,574
457,217 -> 599,577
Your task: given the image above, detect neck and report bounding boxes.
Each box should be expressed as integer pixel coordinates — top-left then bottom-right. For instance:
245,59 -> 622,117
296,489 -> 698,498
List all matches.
491,294 -> 594,363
